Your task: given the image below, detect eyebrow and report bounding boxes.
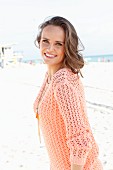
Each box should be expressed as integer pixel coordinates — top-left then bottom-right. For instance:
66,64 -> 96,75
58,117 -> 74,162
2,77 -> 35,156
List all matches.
41,37 -> 64,44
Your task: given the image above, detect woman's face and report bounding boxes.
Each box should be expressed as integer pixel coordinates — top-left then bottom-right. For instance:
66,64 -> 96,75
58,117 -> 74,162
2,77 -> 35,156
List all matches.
39,25 -> 65,68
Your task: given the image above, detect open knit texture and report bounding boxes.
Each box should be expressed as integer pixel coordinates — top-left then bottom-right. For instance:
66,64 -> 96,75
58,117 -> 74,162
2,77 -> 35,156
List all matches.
34,68 -> 103,170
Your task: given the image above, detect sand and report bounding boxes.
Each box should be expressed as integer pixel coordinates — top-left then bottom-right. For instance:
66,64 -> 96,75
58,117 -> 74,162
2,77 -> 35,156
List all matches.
0,62 -> 113,170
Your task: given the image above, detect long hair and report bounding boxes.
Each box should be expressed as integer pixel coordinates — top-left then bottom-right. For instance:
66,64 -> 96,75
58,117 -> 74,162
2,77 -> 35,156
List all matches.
35,16 -> 85,76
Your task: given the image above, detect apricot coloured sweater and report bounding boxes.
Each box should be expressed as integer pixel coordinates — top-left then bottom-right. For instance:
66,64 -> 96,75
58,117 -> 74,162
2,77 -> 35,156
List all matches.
34,68 -> 103,170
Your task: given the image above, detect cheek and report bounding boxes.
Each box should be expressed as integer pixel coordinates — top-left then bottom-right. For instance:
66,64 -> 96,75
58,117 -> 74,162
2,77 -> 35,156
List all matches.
61,49 -> 65,57
39,45 -> 44,54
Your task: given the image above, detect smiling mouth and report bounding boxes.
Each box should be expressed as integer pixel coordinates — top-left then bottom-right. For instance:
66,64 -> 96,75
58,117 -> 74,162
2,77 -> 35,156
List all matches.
45,53 -> 57,58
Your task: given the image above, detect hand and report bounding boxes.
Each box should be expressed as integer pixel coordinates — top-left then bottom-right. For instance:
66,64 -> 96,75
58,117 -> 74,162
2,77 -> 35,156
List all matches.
71,164 -> 83,170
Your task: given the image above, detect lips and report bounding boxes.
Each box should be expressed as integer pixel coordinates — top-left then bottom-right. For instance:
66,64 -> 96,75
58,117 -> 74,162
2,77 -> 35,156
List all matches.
45,53 -> 57,58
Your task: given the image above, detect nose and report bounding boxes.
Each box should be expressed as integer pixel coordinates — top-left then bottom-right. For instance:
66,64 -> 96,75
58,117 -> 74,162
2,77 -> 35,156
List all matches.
47,44 -> 55,52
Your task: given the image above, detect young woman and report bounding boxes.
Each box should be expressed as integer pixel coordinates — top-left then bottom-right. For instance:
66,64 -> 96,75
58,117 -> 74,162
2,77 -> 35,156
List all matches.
33,16 -> 103,170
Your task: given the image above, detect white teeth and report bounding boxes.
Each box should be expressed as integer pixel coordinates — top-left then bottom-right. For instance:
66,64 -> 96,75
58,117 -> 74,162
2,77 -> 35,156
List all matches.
45,53 -> 56,58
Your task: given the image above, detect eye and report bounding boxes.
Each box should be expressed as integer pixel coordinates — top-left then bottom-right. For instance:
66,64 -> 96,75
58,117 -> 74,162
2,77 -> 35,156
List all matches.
56,42 -> 63,46
42,39 -> 49,43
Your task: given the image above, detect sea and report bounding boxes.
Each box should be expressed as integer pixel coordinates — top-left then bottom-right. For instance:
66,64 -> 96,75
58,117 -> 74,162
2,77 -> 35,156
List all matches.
22,54 -> 113,64
84,54 -> 113,62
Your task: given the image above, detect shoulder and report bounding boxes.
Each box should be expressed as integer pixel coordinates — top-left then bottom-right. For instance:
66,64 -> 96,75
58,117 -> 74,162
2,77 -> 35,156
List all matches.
52,68 -> 81,88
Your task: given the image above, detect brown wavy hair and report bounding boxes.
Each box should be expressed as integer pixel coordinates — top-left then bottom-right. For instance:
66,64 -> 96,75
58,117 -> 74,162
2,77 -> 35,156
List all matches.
35,16 -> 85,76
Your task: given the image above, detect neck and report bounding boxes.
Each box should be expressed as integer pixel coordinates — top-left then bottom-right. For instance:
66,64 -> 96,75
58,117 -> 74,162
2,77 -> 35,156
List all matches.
47,64 -> 63,79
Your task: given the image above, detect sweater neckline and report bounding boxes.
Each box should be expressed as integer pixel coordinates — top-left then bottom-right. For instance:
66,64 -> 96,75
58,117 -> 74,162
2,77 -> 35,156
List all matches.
46,67 -> 71,83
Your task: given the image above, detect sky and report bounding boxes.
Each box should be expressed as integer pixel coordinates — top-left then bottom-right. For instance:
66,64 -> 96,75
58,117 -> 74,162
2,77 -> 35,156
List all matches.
0,0 -> 113,60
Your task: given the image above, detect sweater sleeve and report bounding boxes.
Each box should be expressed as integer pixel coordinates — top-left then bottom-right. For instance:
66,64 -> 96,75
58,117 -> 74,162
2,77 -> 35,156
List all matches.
54,80 -> 93,165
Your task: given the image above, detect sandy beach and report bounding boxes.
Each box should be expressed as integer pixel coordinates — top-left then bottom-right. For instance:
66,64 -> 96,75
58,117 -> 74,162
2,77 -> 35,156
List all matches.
0,62 -> 113,170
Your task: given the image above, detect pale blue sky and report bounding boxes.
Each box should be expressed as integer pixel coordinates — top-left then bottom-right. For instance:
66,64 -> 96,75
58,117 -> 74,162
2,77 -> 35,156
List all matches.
0,0 -> 113,59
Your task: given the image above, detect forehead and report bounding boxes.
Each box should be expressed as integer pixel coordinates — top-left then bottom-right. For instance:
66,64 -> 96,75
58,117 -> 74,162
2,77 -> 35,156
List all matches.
41,25 -> 65,40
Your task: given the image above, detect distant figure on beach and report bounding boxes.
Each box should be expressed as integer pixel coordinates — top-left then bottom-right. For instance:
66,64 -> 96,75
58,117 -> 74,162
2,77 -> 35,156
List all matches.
33,16 -> 103,170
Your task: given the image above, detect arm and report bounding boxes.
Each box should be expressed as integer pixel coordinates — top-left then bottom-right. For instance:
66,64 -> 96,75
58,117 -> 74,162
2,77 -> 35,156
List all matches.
54,81 -> 92,166
33,73 -> 47,114
71,164 -> 83,170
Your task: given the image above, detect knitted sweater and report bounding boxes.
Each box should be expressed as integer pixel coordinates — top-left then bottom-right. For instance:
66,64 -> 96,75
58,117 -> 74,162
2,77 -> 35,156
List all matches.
34,68 -> 103,170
